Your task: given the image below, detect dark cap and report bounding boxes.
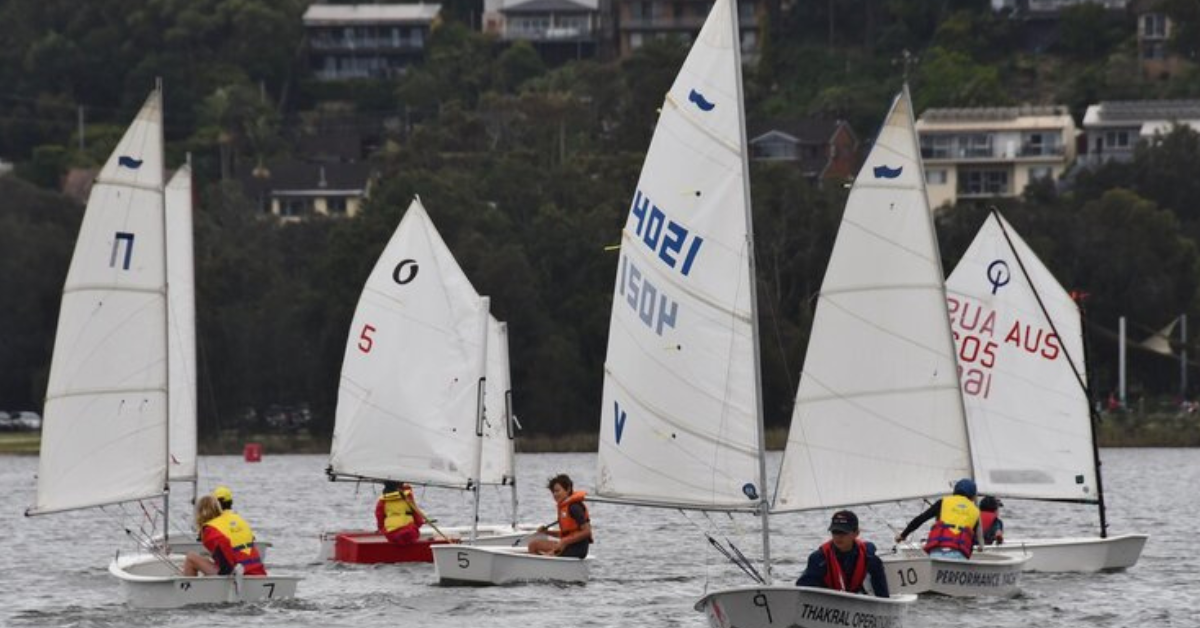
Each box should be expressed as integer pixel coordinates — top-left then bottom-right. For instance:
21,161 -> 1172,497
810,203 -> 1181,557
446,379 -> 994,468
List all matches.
979,496 -> 1003,511
828,510 -> 859,533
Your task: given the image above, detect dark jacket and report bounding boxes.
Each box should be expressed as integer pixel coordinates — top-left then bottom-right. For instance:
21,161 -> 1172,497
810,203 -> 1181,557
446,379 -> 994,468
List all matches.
796,540 -> 890,598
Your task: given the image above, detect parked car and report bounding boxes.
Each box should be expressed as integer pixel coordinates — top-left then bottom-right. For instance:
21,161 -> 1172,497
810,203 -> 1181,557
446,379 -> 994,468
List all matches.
13,411 -> 41,431
0,411 -> 17,432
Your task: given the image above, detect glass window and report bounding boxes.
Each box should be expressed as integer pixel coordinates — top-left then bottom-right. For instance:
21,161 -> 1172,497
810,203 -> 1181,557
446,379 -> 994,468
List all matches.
964,134 -> 993,158
326,197 -> 348,215
958,169 -> 1009,196
1028,166 -> 1052,181
279,197 -> 312,218
1143,14 -> 1167,38
920,134 -> 953,159
926,169 -> 947,185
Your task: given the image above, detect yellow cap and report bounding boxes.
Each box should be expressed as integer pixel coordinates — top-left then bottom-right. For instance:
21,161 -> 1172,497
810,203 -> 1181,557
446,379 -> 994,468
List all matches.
213,486 -> 233,502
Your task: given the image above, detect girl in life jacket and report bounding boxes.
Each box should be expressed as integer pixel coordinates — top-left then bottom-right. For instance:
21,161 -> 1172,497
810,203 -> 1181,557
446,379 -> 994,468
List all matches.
528,474 -> 592,559
182,495 -> 267,576
894,478 -> 980,559
376,481 -> 427,545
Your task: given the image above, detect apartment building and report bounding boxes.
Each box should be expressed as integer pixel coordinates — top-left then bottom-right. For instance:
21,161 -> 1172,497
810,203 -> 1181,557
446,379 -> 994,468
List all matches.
483,0 -> 606,63
613,0 -> 762,60
1080,99 -> 1200,167
304,4 -> 441,80
916,105 -> 1077,208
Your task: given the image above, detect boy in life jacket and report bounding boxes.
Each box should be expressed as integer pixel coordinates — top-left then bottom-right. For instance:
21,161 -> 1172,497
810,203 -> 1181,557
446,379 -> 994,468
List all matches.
182,495 -> 268,576
979,496 -> 1004,545
527,473 -> 592,559
375,481 -> 427,545
796,510 -> 890,597
894,478 -> 980,559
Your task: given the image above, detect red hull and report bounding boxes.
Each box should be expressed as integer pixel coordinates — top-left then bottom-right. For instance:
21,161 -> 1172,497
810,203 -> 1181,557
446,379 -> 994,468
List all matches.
333,532 -> 452,564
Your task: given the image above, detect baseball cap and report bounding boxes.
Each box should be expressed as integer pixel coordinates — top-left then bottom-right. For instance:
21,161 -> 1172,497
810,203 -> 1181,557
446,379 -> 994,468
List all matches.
213,486 -> 233,502
828,510 -> 859,533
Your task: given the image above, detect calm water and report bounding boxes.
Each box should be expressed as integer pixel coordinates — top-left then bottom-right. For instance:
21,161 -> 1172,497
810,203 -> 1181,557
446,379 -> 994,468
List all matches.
2,449 -> 1195,627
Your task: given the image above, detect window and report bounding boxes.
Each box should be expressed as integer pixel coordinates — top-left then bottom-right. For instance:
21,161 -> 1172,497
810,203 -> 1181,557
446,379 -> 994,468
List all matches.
279,197 -> 312,218
958,169 -> 1009,196
963,134 -> 993,158
920,134 -> 953,159
751,137 -> 797,160
1104,130 -> 1131,149
629,33 -> 645,50
1028,166 -> 1052,181
326,197 -> 348,215
1144,42 -> 1166,60
1142,13 -> 1167,39
925,169 -> 947,185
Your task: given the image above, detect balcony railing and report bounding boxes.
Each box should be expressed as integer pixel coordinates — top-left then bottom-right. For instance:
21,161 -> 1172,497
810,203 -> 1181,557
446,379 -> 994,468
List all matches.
310,37 -> 425,51
503,25 -> 597,41
921,145 -> 1067,160
621,16 -> 708,29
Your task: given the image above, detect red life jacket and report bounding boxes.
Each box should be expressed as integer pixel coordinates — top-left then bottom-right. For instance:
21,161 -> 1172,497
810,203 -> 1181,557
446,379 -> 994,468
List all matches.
557,491 -> 592,541
980,511 -> 1002,544
923,495 -> 979,558
820,539 -> 868,593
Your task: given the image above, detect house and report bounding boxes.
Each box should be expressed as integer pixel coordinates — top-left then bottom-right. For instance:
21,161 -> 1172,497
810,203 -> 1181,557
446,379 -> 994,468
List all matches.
916,105 -> 1078,208
1132,0 -> 1187,79
1079,100 -> 1200,167
239,160 -> 376,221
747,118 -> 858,184
483,0 -> 606,63
612,0 -> 763,60
303,3 -> 441,80
992,0 -> 1129,53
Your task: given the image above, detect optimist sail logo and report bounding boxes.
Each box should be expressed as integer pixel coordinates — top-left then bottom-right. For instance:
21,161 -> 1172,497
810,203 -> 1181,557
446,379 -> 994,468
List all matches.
118,156 -> 144,169
688,89 -> 716,112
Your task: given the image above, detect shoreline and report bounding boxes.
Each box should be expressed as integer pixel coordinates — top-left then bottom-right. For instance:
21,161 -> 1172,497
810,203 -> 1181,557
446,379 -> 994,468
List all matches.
4,414 -> 1200,455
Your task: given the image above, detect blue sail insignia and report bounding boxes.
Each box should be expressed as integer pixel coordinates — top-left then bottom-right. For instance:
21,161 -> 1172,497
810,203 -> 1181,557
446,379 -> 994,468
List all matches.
613,401 -> 628,444
873,165 -> 903,179
688,89 -> 716,112
118,156 -> 144,170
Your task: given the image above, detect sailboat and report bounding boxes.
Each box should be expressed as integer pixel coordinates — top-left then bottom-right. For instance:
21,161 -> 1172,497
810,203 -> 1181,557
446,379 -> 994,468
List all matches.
28,86 -> 298,607
945,208 -> 1148,572
594,1 -> 914,625
765,87 -> 1028,602
324,197 -> 539,565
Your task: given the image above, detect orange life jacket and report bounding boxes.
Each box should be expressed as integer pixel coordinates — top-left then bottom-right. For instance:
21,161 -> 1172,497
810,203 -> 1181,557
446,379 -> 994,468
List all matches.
820,539 -> 868,593
923,495 -> 979,558
556,490 -> 591,541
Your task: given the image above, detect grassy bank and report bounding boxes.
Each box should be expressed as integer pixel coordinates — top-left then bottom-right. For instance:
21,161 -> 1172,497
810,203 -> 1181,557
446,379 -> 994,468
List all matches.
6,414 -> 1200,455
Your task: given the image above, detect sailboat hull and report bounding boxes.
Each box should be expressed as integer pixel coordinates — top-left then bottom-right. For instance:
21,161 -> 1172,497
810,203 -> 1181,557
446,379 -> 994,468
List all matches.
695,585 -> 916,628
882,549 -> 1028,597
431,545 -> 590,585
108,552 -> 300,608
318,525 -> 545,562
155,536 -> 272,561
985,533 -> 1148,572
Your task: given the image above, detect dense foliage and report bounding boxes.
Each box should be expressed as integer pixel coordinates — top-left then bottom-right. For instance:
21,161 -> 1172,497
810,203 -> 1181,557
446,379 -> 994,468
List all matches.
4,0 -> 1200,438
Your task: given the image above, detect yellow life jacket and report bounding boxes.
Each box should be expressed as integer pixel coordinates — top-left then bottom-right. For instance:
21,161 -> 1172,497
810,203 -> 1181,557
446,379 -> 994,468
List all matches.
923,494 -> 980,557
381,490 -> 417,532
938,494 -> 980,529
206,510 -> 257,556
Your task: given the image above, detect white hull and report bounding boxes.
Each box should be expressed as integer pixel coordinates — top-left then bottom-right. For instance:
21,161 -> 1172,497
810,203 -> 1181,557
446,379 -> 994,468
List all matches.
109,552 -> 300,608
317,524 -> 544,561
695,585 -> 916,628
987,533 -> 1148,572
882,549 -> 1027,597
431,545 -> 590,585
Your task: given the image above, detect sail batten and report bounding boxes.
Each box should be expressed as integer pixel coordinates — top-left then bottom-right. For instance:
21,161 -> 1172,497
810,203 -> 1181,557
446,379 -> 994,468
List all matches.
33,89 -> 169,515
775,88 -> 973,513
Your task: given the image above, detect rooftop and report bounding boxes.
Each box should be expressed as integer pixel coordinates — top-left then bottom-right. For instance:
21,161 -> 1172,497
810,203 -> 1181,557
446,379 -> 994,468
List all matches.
303,3 -> 442,25
920,105 -> 1070,123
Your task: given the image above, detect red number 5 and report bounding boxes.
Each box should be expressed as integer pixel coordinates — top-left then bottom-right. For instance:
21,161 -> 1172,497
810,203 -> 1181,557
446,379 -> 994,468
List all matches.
358,324 -> 376,353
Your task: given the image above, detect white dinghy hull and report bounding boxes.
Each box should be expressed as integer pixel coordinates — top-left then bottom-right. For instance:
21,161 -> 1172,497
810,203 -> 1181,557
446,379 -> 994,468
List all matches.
695,585 -> 916,628
317,524 -> 544,561
431,545 -> 590,585
988,533 -> 1148,572
109,553 -> 300,608
882,549 -> 1027,597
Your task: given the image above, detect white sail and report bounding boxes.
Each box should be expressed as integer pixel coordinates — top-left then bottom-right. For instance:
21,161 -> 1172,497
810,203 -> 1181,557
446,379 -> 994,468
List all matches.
32,89 -> 168,515
774,88 -> 972,512
597,0 -> 762,511
479,317 -> 515,486
946,211 -> 1097,501
165,164 -> 197,482
330,197 -> 488,488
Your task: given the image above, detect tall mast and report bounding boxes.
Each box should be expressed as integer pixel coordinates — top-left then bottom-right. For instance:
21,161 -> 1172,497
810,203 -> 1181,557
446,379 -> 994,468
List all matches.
727,0 -> 770,583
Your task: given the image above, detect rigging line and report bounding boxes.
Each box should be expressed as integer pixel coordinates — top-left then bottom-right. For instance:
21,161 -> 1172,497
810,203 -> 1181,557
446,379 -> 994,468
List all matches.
682,509 -> 761,583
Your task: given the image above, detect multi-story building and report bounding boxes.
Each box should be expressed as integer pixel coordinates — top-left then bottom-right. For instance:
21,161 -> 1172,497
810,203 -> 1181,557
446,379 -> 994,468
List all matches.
304,4 -> 441,80
1080,100 -> 1200,167
613,0 -> 762,60
483,0 -> 606,63
916,105 -> 1077,209
1133,0 -> 1186,79
748,118 -> 858,184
